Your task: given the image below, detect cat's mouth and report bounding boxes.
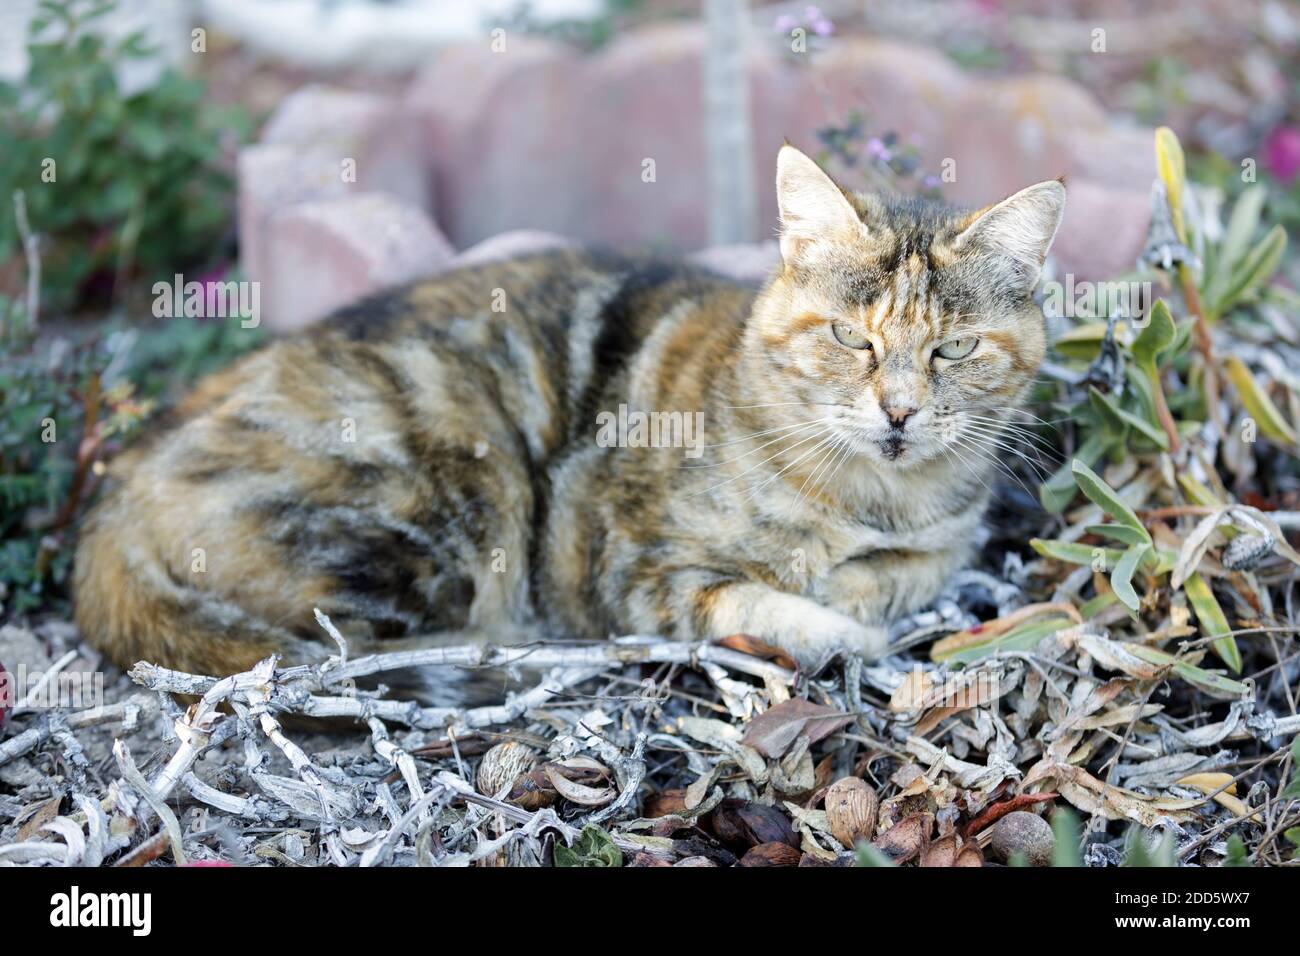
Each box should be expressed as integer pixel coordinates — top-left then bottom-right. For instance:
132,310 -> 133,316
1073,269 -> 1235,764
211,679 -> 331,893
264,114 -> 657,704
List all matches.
879,434 -> 907,460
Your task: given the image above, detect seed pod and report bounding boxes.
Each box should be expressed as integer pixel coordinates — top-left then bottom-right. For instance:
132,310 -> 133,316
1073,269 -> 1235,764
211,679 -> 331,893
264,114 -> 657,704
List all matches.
738,842 -> 802,867
476,740 -> 537,797
1222,532 -> 1273,572
824,776 -> 879,849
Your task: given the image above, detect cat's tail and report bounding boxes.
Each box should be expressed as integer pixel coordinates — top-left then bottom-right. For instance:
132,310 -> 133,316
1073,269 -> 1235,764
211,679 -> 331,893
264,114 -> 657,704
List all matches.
74,507 -> 547,706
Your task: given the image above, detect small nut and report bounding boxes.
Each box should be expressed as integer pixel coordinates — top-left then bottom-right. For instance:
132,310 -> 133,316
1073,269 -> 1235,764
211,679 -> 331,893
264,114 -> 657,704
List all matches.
990,810 -> 1054,866
476,740 -> 537,797
738,842 -> 802,867
824,776 -> 879,849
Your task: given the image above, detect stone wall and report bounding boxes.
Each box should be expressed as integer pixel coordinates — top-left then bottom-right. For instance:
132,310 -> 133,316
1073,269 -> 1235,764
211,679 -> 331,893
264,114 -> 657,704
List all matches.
240,22 -> 1159,329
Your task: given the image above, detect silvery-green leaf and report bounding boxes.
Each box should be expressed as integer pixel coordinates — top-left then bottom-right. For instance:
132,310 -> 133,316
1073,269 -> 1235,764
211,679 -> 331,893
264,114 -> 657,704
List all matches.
1110,544 -> 1147,611
1071,459 -> 1150,542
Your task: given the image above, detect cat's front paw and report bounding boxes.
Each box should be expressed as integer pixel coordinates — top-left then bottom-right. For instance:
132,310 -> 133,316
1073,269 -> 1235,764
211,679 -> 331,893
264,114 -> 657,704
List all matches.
818,615 -> 890,664
770,602 -> 889,668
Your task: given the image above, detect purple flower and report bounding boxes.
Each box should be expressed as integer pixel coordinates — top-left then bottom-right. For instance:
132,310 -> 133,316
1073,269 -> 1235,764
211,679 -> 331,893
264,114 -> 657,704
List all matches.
774,14 -> 797,33
811,16 -> 835,36
923,174 -> 941,189
866,137 -> 891,162
1263,125 -> 1300,184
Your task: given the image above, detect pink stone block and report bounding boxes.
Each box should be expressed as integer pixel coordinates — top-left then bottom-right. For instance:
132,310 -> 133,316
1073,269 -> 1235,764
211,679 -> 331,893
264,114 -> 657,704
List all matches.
1052,179 -> 1150,283
261,192 -> 454,331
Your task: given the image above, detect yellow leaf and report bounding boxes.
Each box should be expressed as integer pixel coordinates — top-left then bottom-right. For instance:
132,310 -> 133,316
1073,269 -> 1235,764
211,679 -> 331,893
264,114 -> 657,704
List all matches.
1223,355 -> 1299,445
1155,127 -> 1188,243
1177,772 -> 1261,822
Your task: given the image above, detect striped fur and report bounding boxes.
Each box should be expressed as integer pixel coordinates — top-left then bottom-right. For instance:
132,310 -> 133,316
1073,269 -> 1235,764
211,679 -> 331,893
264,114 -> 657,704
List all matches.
74,145 -> 1064,678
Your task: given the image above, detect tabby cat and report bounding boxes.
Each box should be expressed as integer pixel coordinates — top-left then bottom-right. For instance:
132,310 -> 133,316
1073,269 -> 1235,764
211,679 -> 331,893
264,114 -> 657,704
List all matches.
74,145 -> 1065,680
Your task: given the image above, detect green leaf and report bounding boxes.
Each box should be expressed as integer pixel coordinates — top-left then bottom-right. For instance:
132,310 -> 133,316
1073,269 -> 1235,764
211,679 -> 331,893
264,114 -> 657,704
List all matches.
1071,459 -> 1150,542
1222,355 -> 1298,445
1080,591 -> 1119,619
552,825 -> 622,867
1177,473 -> 1222,508
1113,404 -> 1170,450
1085,523 -> 1151,547
1051,808 -> 1082,868
854,843 -> 896,867
1215,224 -> 1286,316
1052,320 -> 1111,361
1042,433 -> 1110,513
1218,186 -> 1266,278
1110,544 -> 1147,612
1123,827 -> 1176,867
1031,538 -> 1123,567
1284,737 -> 1300,800
1183,572 -> 1242,673
1131,299 -> 1177,372
1126,644 -> 1250,697
1087,386 -> 1128,441
1222,834 -> 1251,867
936,615 -> 1073,665
1283,827 -> 1300,860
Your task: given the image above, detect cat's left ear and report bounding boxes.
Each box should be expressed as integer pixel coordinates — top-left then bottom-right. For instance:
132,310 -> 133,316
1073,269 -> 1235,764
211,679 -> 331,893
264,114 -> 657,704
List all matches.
953,179 -> 1066,293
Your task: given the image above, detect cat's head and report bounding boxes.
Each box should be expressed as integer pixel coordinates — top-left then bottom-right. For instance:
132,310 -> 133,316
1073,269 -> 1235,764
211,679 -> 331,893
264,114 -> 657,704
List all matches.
747,143 -> 1065,470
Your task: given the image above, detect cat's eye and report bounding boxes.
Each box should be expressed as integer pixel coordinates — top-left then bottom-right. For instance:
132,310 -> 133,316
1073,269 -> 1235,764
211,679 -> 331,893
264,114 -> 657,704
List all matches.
832,323 -> 872,350
934,337 -> 978,361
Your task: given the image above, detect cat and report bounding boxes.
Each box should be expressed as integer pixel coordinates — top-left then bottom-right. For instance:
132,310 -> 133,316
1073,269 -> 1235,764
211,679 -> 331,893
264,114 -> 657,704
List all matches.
74,144 -> 1065,681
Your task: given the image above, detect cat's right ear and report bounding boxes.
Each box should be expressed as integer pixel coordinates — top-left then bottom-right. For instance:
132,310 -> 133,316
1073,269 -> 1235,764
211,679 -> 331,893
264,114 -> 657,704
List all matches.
775,144 -> 866,264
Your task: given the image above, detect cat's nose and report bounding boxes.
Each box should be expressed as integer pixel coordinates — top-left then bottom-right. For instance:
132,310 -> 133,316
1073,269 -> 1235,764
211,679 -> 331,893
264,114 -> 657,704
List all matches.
883,404 -> 917,429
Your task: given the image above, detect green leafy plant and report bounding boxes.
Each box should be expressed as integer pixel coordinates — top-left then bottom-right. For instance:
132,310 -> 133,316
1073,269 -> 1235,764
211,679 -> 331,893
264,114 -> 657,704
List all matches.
1198,184 -> 1288,323
1045,808 -> 1201,867
1032,460 -> 1244,672
553,825 -> 622,867
1,303 -> 263,613
0,0 -> 247,307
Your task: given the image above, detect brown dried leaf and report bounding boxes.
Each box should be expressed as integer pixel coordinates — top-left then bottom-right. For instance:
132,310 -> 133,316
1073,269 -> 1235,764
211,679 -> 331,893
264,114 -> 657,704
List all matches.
15,795 -> 62,843
919,833 -> 958,867
954,844 -> 985,867
740,698 -> 854,759
872,811 -> 932,865
544,766 -> 616,807
705,798 -> 798,849
642,789 -> 688,818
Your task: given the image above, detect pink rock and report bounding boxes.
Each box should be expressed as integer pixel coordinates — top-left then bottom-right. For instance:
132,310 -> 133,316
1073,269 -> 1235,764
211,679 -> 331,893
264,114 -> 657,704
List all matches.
262,193 -> 454,331
237,145 -> 351,286
260,83 -> 389,147
403,23 -> 1156,279
574,23 -> 709,247
406,39 -> 579,245
1066,125 -> 1157,193
451,230 -> 576,269
260,83 -> 431,213
1051,179 -> 1150,282
239,84 -> 433,286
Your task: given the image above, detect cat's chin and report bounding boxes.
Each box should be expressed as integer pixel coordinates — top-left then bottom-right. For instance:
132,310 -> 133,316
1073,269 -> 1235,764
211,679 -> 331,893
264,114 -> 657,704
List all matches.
840,429 -> 944,470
